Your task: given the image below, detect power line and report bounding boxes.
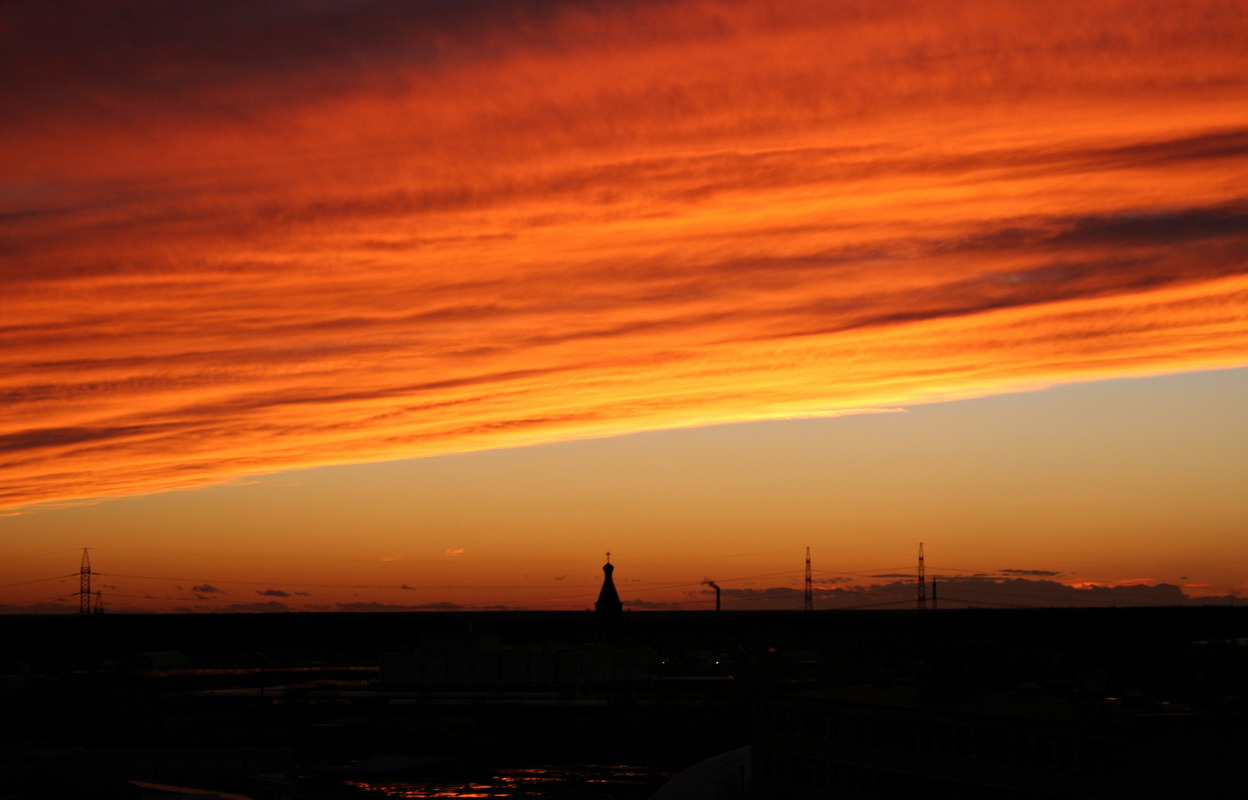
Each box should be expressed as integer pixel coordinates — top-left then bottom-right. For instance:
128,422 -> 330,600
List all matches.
3,592 -> 78,606
938,595 -> 1038,610
831,598 -> 916,611
52,547 -> 1225,613
102,592 -> 322,607
95,573 -> 399,590
0,574 -> 75,589
0,549 -> 82,563
812,565 -> 913,576
92,546 -> 693,565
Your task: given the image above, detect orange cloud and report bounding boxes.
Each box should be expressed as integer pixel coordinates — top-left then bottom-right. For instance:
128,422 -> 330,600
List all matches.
2,0 -> 1246,509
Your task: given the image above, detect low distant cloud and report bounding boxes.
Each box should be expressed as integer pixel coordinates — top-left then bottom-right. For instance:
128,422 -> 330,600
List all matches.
999,569 -> 1062,577
294,591 -> 310,596
622,598 -> 686,610
334,601 -> 465,612
720,587 -> 803,600
698,585 -> 865,610
445,549 -> 464,556
192,584 -> 223,594
0,602 -> 75,614
890,577 -> 1200,609
335,602 -> 412,612
667,576 -> 1234,611
378,555 -> 404,562
399,584 -> 416,590
222,601 -> 290,613
415,601 -> 464,611
255,589 -> 291,598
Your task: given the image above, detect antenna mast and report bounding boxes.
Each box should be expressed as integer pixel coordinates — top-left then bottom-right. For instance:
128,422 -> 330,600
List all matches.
916,542 -> 926,611
804,546 -> 813,612
79,548 -> 92,615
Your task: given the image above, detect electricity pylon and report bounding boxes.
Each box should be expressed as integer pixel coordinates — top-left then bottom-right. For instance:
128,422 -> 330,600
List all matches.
79,548 -> 92,615
916,542 -> 926,611
804,547 -> 813,612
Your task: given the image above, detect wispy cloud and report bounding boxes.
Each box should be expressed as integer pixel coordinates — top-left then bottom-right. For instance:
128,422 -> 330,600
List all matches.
3,0 -> 1246,508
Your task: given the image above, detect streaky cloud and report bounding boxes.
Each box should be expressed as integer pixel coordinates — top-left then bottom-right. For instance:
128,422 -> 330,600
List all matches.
2,0 -> 1247,508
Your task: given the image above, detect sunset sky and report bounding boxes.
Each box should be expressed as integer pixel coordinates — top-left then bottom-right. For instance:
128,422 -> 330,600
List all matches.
3,0 -> 1246,612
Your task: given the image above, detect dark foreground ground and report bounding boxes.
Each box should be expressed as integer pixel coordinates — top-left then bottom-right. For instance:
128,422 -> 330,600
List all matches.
2,607 -> 1245,798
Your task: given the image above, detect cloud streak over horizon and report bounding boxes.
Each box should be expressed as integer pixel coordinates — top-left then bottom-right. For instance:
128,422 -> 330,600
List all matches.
3,0 -> 1247,509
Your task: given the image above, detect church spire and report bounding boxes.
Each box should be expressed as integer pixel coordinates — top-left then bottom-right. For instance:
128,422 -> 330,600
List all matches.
595,552 -> 622,623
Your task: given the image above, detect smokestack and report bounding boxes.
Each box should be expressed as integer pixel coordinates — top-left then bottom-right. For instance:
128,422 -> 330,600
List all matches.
703,579 -> 721,612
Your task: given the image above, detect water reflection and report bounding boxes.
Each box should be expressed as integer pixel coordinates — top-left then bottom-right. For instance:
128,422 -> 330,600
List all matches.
345,763 -> 672,798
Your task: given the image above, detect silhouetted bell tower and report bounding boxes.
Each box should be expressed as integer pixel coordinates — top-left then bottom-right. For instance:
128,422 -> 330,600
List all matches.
595,552 -> 622,624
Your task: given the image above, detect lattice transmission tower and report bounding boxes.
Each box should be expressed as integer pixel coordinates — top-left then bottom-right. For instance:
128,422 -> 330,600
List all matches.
804,546 -> 813,611
916,542 -> 926,611
79,548 -> 92,615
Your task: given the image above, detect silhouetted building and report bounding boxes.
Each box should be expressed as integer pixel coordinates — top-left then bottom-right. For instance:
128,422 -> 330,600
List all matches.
595,555 -> 623,624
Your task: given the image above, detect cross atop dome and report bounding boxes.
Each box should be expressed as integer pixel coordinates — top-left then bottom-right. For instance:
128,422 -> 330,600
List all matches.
595,552 -> 622,623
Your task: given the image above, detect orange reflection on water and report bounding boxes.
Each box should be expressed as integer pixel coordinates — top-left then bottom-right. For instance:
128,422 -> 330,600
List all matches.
344,781 -> 497,798
344,763 -> 670,798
